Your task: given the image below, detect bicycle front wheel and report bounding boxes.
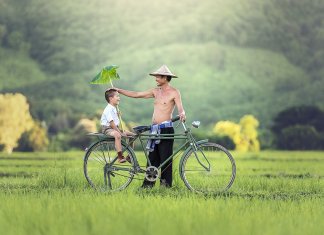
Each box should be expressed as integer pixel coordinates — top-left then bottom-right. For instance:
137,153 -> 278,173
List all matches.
180,142 -> 236,194
84,139 -> 136,191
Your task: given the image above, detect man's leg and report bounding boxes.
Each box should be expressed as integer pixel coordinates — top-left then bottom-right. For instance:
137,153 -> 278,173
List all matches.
159,127 -> 174,187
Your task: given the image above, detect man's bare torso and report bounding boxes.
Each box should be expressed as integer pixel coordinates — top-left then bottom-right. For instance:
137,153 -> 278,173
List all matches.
152,87 -> 177,124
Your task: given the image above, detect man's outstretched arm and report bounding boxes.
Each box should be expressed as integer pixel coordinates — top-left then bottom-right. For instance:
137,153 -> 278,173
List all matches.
115,88 -> 154,99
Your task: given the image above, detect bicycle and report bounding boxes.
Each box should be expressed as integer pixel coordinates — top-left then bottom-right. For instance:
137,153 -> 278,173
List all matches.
83,116 -> 236,193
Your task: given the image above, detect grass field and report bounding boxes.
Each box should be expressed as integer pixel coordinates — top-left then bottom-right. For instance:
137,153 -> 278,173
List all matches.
0,151 -> 323,235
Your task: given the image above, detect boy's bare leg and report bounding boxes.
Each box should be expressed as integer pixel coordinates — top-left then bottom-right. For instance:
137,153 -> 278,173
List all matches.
122,130 -> 136,150
123,130 -> 136,136
109,130 -> 122,151
109,130 -> 126,163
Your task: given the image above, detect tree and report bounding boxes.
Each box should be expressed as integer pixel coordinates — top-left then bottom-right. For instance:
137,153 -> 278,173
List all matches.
0,93 -> 33,153
279,125 -> 320,150
272,105 -> 324,149
17,121 -> 49,151
239,115 -> 260,152
0,24 -> 6,44
69,118 -> 97,149
213,115 -> 260,152
272,105 -> 324,134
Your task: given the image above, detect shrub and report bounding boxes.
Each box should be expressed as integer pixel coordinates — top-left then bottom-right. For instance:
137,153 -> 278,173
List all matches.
277,125 -> 320,150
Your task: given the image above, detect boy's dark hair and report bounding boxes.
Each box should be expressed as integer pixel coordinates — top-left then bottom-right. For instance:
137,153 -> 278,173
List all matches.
105,88 -> 117,103
166,76 -> 172,82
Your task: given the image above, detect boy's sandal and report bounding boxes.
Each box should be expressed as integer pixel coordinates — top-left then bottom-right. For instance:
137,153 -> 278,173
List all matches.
125,156 -> 132,163
118,158 -> 127,163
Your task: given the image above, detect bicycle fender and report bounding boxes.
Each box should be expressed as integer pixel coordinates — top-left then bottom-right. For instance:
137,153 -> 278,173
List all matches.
179,139 -> 209,176
182,139 -> 209,158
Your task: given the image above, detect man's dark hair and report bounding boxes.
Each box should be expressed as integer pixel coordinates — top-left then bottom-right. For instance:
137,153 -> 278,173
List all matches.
105,88 -> 117,103
166,76 -> 172,82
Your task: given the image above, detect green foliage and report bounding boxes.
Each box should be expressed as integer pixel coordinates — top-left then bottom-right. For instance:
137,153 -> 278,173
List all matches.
69,118 -> 98,150
47,133 -> 71,152
6,31 -> 30,52
16,121 -> 49,152
90,65 -> 120,84
272,105 -> 324,134
278,125 -> 321,150
0,48 -> 47,90
0,24 -> 6,42
47,112 -> 74,134
272,105 -> 324,149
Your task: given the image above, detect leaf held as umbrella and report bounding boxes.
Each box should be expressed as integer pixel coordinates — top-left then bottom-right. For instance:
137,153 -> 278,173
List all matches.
90,65 -> 120,84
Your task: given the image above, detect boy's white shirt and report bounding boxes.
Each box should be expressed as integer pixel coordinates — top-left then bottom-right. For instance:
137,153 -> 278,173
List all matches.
100,103 -> 120,127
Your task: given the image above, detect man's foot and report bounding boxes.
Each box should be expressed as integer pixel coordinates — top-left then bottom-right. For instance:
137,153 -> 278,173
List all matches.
160,179 -> 171,188
141,181 -> 154,189
141,184 -> 154,189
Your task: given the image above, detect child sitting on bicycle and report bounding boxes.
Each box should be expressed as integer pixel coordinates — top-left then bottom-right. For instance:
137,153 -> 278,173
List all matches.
101,88 -> 134,163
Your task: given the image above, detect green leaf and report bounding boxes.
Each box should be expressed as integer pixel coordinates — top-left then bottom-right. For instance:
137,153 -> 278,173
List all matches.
90,65 -> 120,84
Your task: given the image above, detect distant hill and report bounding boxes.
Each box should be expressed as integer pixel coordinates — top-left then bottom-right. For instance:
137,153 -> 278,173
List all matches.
0,0 -> 323,132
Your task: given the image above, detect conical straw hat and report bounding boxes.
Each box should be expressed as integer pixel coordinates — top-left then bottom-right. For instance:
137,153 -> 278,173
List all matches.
149,65 -> 178,78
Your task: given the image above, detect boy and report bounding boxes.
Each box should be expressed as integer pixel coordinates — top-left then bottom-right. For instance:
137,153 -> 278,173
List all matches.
101,88 -> 133,163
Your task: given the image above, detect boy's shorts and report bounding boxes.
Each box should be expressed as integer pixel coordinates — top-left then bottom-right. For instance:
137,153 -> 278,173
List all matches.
102,126 -> 115,136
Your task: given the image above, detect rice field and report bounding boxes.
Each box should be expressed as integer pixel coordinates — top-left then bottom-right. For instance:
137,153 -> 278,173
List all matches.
0,151 -> 323,235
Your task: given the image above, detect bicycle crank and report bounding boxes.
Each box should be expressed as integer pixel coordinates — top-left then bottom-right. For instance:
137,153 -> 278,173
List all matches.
145,166 -> 159,182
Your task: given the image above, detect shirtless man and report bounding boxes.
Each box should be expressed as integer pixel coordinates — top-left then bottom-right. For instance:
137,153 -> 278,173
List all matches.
115,65 -> 186,188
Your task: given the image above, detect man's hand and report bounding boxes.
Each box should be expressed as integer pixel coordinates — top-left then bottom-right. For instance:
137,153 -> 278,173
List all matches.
179,111 -> 186,122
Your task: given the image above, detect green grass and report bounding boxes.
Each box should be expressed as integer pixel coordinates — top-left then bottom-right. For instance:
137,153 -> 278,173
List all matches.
0,151 -> 323,235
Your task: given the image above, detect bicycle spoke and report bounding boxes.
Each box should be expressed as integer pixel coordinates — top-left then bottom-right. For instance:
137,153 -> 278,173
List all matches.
105,141 -> 112,163
84,140 -> 136,191
104,170 -> 108,187
107,172 -> 112,190
92,150 -> 108,165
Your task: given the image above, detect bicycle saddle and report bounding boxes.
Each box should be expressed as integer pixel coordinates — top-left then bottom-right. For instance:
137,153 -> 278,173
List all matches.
133,125 -> 151,133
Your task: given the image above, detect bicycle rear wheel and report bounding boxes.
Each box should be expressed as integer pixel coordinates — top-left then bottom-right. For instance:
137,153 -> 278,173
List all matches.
84,139 -> 135,191
180,142 -> 236,194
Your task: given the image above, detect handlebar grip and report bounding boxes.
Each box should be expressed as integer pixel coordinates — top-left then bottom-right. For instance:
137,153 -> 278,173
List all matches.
171,116 -> 180,122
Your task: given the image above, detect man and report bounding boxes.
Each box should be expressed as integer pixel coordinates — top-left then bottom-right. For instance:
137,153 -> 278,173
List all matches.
115,65 -> 186,188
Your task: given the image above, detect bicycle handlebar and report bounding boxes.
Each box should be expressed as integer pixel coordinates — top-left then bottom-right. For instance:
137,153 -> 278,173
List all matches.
133,116 -> 184,134
171,116 -> 180,122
